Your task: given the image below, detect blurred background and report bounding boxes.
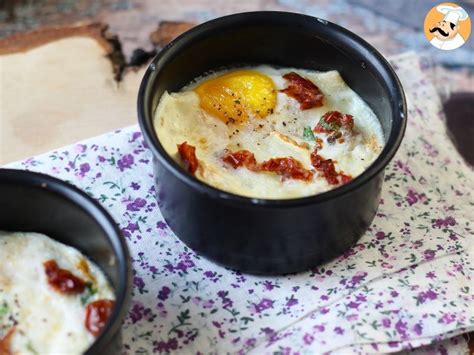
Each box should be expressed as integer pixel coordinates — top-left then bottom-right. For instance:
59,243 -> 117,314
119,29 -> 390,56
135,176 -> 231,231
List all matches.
0,0 -> 472,84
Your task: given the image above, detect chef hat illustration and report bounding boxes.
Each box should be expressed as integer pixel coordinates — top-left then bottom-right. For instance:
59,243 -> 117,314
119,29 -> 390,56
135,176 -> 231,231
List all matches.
437,5 -> 469,25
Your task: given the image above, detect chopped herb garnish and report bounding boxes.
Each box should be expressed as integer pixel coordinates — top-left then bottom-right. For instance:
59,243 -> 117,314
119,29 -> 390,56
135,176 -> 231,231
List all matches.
318,117 -> 340,131
303,126 -> 315,141
0,302 -> 9,317
27,341 -> 39,355
80,281 -> 98,305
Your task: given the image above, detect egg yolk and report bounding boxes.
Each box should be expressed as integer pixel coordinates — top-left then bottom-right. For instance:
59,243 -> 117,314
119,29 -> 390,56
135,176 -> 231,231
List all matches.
194,70 -> 277,124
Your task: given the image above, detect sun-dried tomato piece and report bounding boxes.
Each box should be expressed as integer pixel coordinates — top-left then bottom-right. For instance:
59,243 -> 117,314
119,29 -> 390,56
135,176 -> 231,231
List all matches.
280,72 -> 324,109
259,157 -> 314,181
177,142 -> 199,175
222,150 -> 313,182
310,151 -> 339,185
85,299 -> 115,337
340,174 -> 353,184
222,149 -> 257,170
43,259 -> 86,294
310,150 -> 352,185
314,111 -> 354,134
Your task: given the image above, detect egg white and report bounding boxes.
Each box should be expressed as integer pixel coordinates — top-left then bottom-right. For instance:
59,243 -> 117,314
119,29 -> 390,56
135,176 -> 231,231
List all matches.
0,231 -> 115,354
154,66 -> 384,199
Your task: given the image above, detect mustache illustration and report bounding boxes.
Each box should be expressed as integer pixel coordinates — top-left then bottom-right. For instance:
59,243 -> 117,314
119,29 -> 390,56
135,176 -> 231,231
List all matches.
430,27 -> 449,37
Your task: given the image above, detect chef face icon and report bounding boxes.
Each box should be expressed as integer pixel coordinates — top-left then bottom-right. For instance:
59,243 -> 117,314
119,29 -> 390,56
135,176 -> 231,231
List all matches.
429,19 -> 459,41
424,3 -> 471,50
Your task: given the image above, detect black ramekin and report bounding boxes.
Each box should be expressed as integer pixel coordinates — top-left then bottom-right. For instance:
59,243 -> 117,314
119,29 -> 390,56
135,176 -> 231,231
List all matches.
137,11 -> 407,274
0,169 -> 132,354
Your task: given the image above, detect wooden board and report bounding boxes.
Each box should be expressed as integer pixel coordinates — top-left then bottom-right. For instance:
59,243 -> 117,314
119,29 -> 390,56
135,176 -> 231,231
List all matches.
0,23 -> 142,164
0,21 -> 198,165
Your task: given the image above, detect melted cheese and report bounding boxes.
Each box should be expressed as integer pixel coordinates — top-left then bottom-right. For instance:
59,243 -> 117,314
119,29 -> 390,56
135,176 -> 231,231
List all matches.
154,66 -> 384,199
0,231 -> 115,354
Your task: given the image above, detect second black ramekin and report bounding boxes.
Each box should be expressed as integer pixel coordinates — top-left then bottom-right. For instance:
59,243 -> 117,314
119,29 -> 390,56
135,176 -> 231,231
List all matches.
0,169 -> 132,354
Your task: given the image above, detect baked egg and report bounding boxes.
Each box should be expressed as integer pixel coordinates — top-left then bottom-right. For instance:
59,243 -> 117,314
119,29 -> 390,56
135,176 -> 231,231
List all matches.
0,231 -> 115,354
154,66 -> 384,199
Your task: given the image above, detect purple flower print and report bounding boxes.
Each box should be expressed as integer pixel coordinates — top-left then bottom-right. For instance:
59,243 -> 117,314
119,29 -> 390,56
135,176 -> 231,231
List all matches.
79,163 -> 90,176
286,296 -> 298,308
262,281 -> 275,291
121,222 -> 139,238
158,286 -> 171,301
156,302 -> 168,318
204,271 -> 216,278
439,313 -> 456,324
134,276 -> 145,290
405,189 -> 427,206
261,327 -> 276,340
126,222 -> 139,233
347,301 -> 360,309
175,254 -> 195,273
153,338 -> 178,353
375,231 -> 386,240
98,155 -> 106,162
303,333 -> 314,345
217,291 -> 233,309
245,338 -> 256,347
382,318 -> 391,328
252,298 -> 274,313
426,271 -> 436,279
313,324 -> 325,333
413,322 -> 423,336
201,300 -> 214,309
432,216 -> 456,229
117,154 -> 134,171
347,271 -> 368,288
390,290 -> 399,297
417,289 -> 438,304
130,182 -> 140,190
127,198 -> 147,212
128,301 -> 156,324
396,160 -> 413,177
423,249 -> 436,261
355,294 -> 367,302
129,301 -> 145,324
156,221 -> 168,230
334,326 -> 344,335
395,319 -> 408,339
129,131 -> 142,143
75,144 -> 87,153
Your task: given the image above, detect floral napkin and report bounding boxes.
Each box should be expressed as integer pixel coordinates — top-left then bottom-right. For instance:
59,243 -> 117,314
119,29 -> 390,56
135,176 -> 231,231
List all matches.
6,52 -> 473,354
